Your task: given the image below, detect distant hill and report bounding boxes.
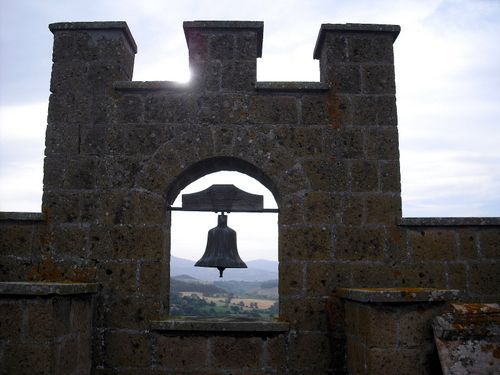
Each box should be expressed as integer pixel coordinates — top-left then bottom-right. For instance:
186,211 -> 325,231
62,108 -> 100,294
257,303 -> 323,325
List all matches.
171,276 -> 227,294
171,256 -> 278,282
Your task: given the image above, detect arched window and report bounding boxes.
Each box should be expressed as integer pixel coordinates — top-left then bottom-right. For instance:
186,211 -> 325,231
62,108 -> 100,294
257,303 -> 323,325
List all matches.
169,171 -> 278,319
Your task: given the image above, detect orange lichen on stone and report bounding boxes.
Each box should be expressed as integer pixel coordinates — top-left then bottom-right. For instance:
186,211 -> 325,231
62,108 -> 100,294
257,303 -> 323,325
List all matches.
27,256 -> 96,283
327,91 -> 342,129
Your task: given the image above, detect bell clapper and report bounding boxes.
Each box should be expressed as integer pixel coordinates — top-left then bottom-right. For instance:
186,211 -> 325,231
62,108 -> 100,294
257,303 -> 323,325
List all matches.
217,266 -> 225,278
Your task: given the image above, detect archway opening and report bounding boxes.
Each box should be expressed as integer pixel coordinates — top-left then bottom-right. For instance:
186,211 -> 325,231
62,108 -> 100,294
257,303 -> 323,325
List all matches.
169,171 -> 279,319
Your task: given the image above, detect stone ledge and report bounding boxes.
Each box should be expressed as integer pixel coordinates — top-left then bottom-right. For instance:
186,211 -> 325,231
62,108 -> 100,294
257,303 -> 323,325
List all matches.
114,80 -> 190,92
398,217 -> 500,227
337,287 -> 460,303
183,20 -> 264,57
49,21 -> 137,53
151,317 -> 289,333
0,212 -> 44,221
0,282 -> 99,296
314,23 -> 401,59
255,82 -> 330,92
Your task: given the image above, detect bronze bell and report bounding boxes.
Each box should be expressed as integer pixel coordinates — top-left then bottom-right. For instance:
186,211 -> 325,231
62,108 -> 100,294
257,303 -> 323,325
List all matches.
195,213 -> 247,277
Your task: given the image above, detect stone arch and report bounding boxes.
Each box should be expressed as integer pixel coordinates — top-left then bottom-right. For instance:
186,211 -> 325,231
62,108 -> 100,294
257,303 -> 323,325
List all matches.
164,156 -> 280,206
166,157 -> 281,315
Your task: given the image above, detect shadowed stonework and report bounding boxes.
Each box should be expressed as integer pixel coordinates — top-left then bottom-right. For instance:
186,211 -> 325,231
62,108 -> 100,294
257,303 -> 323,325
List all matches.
0,20 -> 499,374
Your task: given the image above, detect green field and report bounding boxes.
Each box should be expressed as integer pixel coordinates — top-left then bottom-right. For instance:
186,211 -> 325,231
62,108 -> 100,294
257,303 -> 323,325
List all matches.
170,276 -> 278,319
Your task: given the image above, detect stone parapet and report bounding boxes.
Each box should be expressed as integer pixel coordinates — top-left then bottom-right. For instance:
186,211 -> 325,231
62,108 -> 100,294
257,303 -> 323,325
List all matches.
337,287 -> 460,303
338,287 -> 458,375
152,316 -> 289,333
313,23 -> 400,60
399,217 -> 500,226
433,303 -> 500,374
0,281 -> 98,295
183,20 -> 263,91
0,282 -> 97,375
0,212 -> 44,221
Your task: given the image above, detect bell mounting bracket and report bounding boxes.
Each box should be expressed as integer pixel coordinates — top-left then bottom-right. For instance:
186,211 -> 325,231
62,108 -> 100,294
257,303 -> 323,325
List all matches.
168,184 -> 278,213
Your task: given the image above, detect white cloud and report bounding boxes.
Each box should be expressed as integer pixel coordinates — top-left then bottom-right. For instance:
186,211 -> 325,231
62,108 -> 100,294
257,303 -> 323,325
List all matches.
0,0 -> 499,219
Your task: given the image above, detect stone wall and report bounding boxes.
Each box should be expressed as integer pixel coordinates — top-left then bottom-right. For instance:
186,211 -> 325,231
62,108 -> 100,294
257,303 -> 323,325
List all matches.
0,20 -> 498,374
0,282 -> 96,375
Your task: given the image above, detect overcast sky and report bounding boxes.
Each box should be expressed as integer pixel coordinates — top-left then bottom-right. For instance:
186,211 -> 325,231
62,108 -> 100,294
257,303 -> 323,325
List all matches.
1,0 -> 499,260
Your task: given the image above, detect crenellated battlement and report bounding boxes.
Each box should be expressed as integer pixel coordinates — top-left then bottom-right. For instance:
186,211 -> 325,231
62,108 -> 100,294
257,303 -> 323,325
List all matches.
0,20 -> 498,375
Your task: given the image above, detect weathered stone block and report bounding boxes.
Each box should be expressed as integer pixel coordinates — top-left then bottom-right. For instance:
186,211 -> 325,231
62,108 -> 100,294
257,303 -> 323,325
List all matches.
446,262 -> 467,291
221,60 -> 256,91
111,225 -> 163,259
115,124 -> 176,156
303,159 -> 348,192
264,334 -> 287,370
348,35 -> 395,64
98,191 -> 166,225
366,348 -> 421,375
304,191 -> 342,225
379,160 -> 401,192
280,226 -> 332,261
350,264 -> 400,287
365,127 -> 399,160
0,301 -> 23,339
211,336 -> 262,368
117,94 -> 144,123
398,303 -> 444,347
358,304 -> 398,348
468,262 -> 500,296
210,33 -> 235,59
301,94 -> 329,125
2,342 -> 54,375
275,126 -> 323,157
47,93 -> 92,124
144,95 -> 194,124
105,331 -> 152,367
288,332 -> 333,370
138,261 -> 163,296
70,296 -> 92,333
320,34 -> 348,63
106,297 -> 160,329
334,226 -> 385,261
341,194 -> 364,225
479,229 -> 500,258
98,262 -> 137,296
306,262 -> 351,296
26,298 -> 55,339
45,122 -> 80,155
156,335 -> 208,369
49,224 -> 88,257
280,296 -> 329,330
362,64 -> 396,94
0,223 -> 34,256
365,194 -> 401,224
55,334 -> 79,375
352,95 -> 397,126
325,63 -> 361,94
43,191 -> 80,223
190,60 -> 222,91
96,156 -> 147,189
393,264 -> 447,288
278,194 -> 304,225
278,261 -> 304,296
328,127 -> 364,159
249,95 -> 298,124
385,226 -> 407,263
409,229 -> 457,261
458,229 -> 478,260
346,336 -> 365,374
350,160 -> 379,192
278,164 -> 310,196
